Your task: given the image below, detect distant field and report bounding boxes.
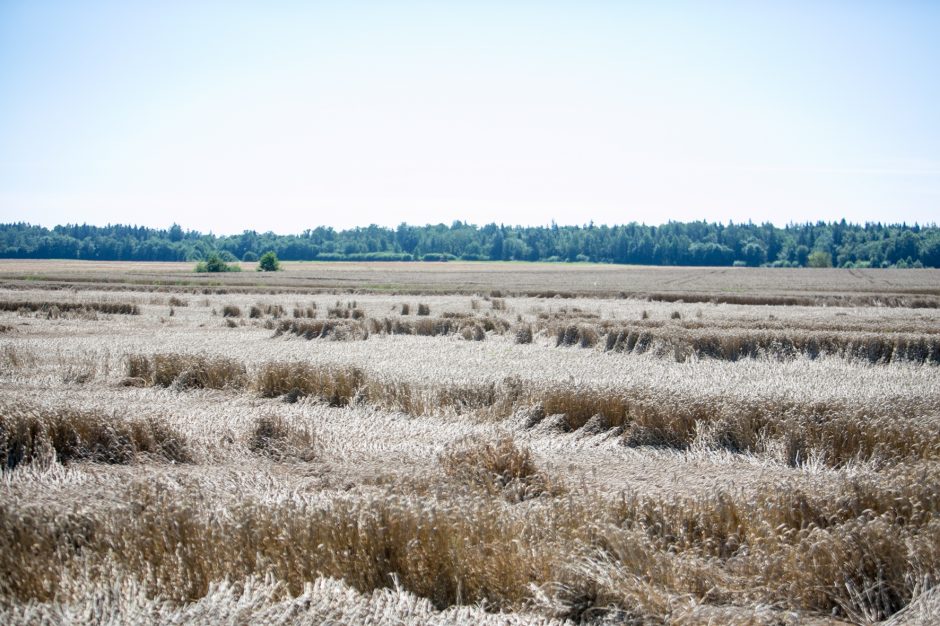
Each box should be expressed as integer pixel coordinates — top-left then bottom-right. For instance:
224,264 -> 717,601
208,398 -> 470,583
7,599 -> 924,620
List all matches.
2,259 -> 939,305
2,266 -> 939,624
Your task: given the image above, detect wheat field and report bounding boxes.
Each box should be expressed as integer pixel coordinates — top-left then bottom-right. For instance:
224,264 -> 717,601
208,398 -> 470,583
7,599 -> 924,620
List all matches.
1,263 -> 939,624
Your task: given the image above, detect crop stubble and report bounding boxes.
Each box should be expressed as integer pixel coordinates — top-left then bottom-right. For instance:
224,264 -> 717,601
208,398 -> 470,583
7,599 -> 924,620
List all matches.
1,263 -> 939,624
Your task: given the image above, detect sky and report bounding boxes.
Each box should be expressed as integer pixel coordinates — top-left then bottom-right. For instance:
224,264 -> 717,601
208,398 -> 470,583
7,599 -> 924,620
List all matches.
1,1 -> 938,235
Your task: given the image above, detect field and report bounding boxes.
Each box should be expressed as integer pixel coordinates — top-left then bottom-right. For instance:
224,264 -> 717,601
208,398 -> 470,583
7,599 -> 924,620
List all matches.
1,260 -> 939,624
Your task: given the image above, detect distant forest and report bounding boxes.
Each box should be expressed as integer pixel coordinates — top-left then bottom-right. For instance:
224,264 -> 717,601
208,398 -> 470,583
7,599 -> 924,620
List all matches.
2,220 -> 939,268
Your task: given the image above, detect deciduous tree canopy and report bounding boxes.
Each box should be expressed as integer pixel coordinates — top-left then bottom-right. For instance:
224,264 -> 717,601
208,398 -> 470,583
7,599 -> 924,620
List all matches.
1,220 -> 937,268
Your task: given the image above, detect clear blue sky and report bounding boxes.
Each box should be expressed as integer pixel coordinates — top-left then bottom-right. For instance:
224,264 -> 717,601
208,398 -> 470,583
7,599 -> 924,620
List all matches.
1,1 -> 938,234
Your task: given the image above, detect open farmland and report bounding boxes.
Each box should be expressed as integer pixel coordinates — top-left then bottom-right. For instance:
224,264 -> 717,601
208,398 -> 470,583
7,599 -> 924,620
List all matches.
3,259 -> 940,306
1,261 -> 939,624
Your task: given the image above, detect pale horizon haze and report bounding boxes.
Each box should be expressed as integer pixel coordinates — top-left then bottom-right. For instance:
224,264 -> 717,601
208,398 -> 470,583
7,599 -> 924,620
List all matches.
1,1 -> 938,235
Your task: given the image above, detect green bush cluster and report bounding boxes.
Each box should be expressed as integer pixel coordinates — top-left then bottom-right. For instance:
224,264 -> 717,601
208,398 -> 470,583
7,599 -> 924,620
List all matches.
194,253 -> 241,273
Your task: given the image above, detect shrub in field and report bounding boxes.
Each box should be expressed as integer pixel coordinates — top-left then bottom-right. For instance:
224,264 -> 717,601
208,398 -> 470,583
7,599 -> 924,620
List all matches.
417,303 -> 431,316
514,323 -> 533,344
222,305 -> 242,318
257,251 -> 280,272
195,253 -> 240,273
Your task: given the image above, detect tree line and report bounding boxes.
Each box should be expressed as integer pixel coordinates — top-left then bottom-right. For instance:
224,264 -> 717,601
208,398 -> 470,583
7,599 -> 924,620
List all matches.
1,220 -> 938,268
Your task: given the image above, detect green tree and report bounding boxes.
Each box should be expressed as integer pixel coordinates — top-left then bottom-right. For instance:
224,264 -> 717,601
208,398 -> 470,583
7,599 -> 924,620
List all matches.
257,251 -> 280,272
168,223 -> 184,242
741,242 -> 767,267
3,220 -> 940,267
807,250 -> 833,268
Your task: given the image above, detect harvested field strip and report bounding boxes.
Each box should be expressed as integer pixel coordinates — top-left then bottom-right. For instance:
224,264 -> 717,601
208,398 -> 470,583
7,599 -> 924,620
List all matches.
601,317 -> 940,335
0,406 -> 191,469
534,386 -> 940,466
0,575 -> 567,625
127,355 -> 940,466
0,300 -> 140,315
639,291 -> 940,308
276,315 -> 940,364
274,316 -> 513,341
2,472 -> 937,621
125,353 -> 247,389
4,269 -> 939,625
598,325 -> 940,364
256,361 -> 366,406
273,319 -> 369,341
255,361 -> 525,417
3,276 -> 939,307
